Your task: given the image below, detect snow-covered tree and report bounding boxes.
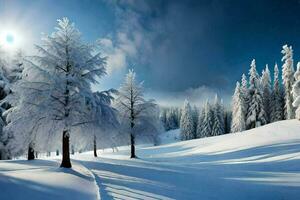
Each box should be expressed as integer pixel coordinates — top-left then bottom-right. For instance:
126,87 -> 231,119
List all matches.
4,18 -> 107,167
196,108 -> 205,138
180,100 -> 195,140
115,69 -> 159,158
192,105 -> 199,134
0,49 -> 18,160
200,101 -> 214,137
292,62 -> 300,120
159,108 -> 167,130
282,44 -> 295,119
91,89 -> 118,157
166,108 -> 178,130
240,73 -> 249,128
246,59 -> 266,129
231,82 -> 246,132
271,63 -> 284,122
211,95 -> 224,136
261,65 -> 272,123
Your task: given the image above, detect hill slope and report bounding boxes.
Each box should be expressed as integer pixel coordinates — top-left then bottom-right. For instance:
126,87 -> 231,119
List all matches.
76,119 -> 300,200
0,120 -> 300,200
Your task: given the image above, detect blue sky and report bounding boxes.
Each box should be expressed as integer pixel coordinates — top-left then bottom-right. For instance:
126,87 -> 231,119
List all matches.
1,0 -> 300,106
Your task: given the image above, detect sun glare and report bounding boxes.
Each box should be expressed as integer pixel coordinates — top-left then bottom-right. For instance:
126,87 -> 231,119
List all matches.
0,29 -> 20,50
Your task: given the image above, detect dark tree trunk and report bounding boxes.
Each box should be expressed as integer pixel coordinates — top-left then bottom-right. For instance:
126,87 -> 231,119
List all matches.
130,133 -> 136,158
60,130 -> 71,168
93,135 -> 97,157
28,144 -> 35,160
60,45 -> 72,168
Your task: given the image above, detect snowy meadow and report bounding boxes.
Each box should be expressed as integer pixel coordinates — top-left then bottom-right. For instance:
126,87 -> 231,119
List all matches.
0,1 -> 300,200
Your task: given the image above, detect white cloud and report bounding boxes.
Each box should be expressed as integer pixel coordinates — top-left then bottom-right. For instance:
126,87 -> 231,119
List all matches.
98,37 -> 127,75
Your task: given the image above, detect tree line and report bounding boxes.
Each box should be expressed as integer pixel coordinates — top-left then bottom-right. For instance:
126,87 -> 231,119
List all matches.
231,45 -> 300,133
160,44 -> 300,141
160,96 -> 232,141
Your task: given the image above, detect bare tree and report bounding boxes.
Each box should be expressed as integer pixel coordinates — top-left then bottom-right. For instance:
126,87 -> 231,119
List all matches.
115,70 -> 158,158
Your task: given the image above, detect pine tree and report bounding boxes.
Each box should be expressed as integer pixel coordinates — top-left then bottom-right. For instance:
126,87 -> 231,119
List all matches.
246,59 -> 266,129
241,73 -> 249,113
180,100 -> 195,140
192,105 -> 199,135
261,65 -> 272,123
201,101 -> 214,137
211,95 -> 224,136
292,62 -> 300,120
271,63 -> 284,122
281,44 -> 295,119
231,82 -> 246,132
196,108 -> 205,138
166,108 -> 179,130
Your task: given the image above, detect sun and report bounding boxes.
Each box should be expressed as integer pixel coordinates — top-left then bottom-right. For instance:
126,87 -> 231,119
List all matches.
6,33 -> 15,44
0,30 -> 19,50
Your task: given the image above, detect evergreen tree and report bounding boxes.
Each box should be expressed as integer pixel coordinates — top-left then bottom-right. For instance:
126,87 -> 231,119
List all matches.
292,62 -> 300,120
212,95 -> 225,136
231,82 -> 246,132
180,100 -> 195,140
281,44 -> 295,119
201,101 -> 213,137
196,108 -> 205,138
240,73 -> 249,126
246,59 -> 266,129
271,63 -> 284,122
261,65 -> 272,123
192,105 -> 199,135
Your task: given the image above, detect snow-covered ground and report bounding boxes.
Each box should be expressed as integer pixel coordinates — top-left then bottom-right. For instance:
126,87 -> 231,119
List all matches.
1,120 -> 300,200
0,159 -> 99,200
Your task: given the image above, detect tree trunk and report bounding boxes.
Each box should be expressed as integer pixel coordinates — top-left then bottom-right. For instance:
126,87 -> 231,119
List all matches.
94,135 -> 97,157
28,144 -> 35,160
130,133 -> 136,158
60,130 -> 71,168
